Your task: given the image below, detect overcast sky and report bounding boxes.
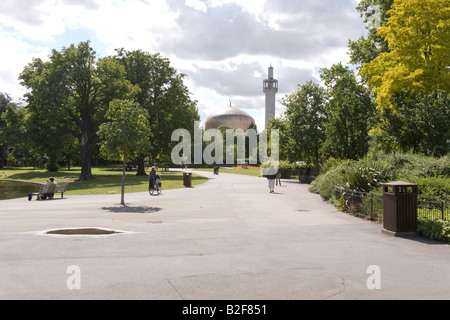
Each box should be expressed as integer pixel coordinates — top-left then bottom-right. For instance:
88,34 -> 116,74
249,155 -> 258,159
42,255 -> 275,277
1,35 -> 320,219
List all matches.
0,0 -> 366,130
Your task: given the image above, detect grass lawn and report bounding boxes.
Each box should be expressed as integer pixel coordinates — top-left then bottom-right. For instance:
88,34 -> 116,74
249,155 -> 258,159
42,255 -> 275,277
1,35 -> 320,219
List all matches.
0,166 -> 208,196
195,166 -> 263,177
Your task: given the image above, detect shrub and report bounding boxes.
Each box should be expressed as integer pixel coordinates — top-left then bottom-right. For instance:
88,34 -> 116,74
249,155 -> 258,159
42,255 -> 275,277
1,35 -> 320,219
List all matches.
310,167 -> 344,201
339,158 -> 393,192
417,217 -> 450,243
319,157 -> 342,174
410,176 -> 450,203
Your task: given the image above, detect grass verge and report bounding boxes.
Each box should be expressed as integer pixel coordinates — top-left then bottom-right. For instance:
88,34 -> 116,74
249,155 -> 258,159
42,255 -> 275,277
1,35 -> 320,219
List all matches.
0,166 -> 208,196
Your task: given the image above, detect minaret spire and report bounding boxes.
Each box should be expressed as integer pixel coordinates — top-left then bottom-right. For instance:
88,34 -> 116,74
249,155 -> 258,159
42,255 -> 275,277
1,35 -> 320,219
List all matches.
263,65 -> 278,128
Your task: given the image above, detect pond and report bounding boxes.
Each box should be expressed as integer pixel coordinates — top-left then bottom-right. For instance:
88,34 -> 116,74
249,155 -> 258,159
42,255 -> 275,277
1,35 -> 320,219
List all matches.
0,180 -> 42,200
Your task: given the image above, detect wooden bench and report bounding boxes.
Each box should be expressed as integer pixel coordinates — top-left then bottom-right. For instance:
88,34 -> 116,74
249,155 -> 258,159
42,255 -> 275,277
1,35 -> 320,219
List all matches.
32,182 -> 68,200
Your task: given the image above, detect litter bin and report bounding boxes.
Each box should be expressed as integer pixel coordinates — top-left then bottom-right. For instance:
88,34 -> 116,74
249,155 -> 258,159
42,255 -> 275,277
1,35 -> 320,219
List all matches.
382,181 -> 418,236
183,172 -> 192,188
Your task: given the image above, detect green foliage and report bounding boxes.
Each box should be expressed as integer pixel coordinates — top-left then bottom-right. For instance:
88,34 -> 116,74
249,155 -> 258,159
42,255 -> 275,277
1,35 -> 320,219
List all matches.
281,81 -> 327,164
371,91 -> 450,156
319,157 -> 342,175
311,151 -> 449,202
97,99 -> 152,205
417,217 -> 450,243
19,41 -> 137,180
114,49 -> 200,165
98,100 -> 152,161
320,63 -> 376,160
46,161 -> 60,172
339,157 -> 393,192
309,167 -> 345,201
348,0 -> 394,70
361,0 -> 450,109
410,177 -> 450,203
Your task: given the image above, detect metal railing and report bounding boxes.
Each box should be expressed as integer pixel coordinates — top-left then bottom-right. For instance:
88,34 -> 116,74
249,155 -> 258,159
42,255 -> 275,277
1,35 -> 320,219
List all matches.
334,187 -> 449,222
418,201 -> 449,221
334,187 -> 384,222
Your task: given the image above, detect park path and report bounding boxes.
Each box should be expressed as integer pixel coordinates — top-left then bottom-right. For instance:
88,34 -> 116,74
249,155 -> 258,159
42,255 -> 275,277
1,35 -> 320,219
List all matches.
0,169 -> 449,300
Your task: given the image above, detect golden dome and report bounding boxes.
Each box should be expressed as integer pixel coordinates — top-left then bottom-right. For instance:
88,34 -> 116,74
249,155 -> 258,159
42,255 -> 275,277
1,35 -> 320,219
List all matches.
205,102 -> 256,131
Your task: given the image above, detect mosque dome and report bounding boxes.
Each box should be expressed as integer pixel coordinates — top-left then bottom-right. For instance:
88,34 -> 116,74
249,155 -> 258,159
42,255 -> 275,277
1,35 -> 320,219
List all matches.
205,102 -> 256,131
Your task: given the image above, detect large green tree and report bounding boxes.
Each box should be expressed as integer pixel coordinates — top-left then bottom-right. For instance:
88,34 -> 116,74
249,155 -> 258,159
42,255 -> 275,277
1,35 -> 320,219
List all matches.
19,41 -> 136,180
98,100 -> 152,205
320,63 -> 376,160
348,0 -> 394,70
280,81 -> 327,165
371,91 -> 450,155
360,0 -> 450,110
115,49 -> 200,174
0,92 -> 12,168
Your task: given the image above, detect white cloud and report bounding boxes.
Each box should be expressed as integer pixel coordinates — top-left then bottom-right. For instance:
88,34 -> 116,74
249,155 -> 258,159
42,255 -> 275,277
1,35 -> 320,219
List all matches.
0,29 -> 49,100
0,0 -> 366,129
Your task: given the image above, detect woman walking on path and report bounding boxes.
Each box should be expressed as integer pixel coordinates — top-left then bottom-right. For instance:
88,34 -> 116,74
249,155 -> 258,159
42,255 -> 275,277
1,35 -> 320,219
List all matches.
266,167 -> 278,193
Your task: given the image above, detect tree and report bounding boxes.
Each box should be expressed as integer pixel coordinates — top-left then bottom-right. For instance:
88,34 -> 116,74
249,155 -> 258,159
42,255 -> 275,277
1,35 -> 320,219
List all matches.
348,0 -> 394,71
320,63 -> 376,160
281,81 -> 327,165
98,100 -> 152,205
19,41 -> 136,180
115,49 -> 200,174
360,0 -> 450,110
266,117 -> 291,162
0,92 -> 13,168
371,91 -> 450,155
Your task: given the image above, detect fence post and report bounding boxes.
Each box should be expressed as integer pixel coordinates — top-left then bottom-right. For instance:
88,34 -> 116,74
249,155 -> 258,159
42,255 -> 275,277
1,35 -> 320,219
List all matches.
371,193 -> 374,218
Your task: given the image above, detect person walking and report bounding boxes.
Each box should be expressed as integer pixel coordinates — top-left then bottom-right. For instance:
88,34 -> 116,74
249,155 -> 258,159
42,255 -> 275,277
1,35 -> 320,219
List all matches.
266,166 -> 278,193
276,171 -> 281,186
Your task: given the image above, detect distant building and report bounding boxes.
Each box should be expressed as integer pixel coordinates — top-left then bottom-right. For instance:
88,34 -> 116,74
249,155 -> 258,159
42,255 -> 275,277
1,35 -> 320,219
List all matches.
205,101 -> 256,131
263,65 -> 278,128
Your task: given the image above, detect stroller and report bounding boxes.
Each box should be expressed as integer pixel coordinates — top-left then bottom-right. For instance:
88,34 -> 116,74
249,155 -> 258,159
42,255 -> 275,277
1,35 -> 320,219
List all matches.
213,166 -> 219,175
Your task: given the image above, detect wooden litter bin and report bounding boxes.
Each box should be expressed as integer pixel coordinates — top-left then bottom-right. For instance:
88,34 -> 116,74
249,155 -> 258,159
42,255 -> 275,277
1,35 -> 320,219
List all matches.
382,181 -> 418,236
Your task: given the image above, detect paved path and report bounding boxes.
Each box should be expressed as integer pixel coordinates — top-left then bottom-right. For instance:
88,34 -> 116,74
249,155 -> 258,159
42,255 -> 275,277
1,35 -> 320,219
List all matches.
0,169 -> 449,300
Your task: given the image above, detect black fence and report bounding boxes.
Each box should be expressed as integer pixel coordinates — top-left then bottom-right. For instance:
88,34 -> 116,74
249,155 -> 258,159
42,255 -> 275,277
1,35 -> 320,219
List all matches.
334,187 -> 449,222
334,187 -> 384,222
418,201 -> 449,221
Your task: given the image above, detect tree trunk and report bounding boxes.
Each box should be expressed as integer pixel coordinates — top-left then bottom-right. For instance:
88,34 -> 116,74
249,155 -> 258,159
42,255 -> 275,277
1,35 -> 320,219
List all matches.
79,131 -> 94,181
0,144 -> 6,169
136,154 -> 147,176
121,152 -> 127,206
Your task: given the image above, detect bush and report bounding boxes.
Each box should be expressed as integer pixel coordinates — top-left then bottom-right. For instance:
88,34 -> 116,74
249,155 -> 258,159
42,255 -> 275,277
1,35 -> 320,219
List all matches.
312,151 -> 449,201
310,167 -> 344,201
410,176 -> 450,203
417,217 -> 450,243
46,162 -> 60,172
339,157 -> 394,192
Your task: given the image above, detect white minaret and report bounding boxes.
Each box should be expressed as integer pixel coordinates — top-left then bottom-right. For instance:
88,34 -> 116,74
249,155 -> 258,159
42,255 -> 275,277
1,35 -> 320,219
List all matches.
263,65 -> 278,128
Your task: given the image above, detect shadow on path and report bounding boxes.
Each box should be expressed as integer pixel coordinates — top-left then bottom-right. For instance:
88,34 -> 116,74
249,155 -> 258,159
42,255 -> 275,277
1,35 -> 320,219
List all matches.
102,206 -> 162,214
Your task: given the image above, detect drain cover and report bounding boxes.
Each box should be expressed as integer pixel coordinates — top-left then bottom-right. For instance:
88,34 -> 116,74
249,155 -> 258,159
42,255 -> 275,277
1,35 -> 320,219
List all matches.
45,228 -> 122,235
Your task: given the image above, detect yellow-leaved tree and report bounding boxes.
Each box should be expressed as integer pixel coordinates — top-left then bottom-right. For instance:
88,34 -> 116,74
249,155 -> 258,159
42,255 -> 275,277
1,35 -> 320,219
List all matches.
361,0 -> 450,110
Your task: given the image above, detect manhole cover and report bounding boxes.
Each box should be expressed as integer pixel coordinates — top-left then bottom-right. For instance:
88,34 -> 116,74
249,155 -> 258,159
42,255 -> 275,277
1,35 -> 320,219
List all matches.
45,228 -> 122,235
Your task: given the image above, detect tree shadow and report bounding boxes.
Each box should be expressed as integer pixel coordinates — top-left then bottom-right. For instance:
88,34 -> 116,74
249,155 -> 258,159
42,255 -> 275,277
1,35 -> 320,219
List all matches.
101,206 -> 162,214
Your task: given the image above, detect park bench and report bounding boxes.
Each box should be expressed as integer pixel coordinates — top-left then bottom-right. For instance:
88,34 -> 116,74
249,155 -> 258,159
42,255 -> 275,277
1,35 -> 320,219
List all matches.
32,182 -> 68,200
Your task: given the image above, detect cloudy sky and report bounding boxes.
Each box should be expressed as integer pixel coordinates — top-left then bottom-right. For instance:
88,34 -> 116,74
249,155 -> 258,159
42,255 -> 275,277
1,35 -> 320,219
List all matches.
0,0 -> 367,130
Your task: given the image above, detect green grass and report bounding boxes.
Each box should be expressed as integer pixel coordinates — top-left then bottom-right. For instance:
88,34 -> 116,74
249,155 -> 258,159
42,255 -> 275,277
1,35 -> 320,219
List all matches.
195,167 -> 263,177
0,166 -> 208,196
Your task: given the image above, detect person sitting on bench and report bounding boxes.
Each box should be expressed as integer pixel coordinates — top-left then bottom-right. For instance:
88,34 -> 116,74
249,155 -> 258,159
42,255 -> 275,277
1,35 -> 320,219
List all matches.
40,177 -> 57,200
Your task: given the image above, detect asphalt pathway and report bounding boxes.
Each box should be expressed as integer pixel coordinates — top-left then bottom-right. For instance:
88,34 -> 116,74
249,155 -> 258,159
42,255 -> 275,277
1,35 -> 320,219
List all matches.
0,169 -> 449,300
